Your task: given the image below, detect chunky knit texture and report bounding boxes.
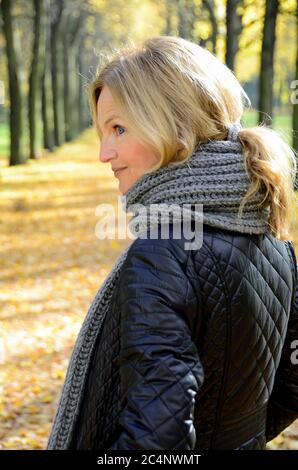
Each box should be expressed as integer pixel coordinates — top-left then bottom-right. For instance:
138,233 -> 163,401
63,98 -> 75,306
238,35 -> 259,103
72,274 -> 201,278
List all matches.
47,123 -> 270,449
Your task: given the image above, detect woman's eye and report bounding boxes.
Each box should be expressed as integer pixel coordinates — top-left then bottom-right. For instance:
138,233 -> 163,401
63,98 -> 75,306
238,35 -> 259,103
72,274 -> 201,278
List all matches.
114,125 -> 125,135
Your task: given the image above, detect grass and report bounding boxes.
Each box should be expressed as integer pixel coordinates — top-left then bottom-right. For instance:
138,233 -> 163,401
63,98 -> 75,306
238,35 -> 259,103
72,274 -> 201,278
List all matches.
0,122 -> 9,157
0,119 -> 41,163
242,109 -> 294,145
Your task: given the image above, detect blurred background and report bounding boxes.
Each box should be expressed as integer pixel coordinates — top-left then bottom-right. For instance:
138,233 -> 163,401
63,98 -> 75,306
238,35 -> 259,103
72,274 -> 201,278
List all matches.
0,0 -> 297,450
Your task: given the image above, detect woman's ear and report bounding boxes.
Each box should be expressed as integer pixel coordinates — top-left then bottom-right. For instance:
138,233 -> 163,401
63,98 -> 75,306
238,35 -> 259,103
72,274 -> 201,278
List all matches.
177,139 -> 184,151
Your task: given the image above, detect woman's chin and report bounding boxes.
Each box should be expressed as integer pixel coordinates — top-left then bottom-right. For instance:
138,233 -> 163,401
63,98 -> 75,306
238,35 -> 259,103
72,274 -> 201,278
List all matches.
118,180 -> 131,195
118,181 -> 127,195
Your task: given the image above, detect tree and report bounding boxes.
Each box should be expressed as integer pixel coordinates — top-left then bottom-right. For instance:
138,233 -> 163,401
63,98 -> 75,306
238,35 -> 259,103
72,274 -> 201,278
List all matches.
41,0 -> 55,152
164,0 -> 176,35
226,0 -> 244,71
76,18 -> 89,133
1,0 -> 26,165
258,0 -> 279,125
62,8 -> 84,141
28,0 -> 45,158
202,0 -> 218,54
50,0 -> 65,147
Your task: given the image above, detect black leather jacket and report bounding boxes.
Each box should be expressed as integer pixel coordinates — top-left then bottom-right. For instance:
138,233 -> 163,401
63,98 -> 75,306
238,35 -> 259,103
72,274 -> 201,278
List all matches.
70,224 -> 298,450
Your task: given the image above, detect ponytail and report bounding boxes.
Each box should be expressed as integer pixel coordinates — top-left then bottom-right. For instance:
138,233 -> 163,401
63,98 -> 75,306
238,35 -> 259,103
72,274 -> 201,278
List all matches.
237,125 -> 297,240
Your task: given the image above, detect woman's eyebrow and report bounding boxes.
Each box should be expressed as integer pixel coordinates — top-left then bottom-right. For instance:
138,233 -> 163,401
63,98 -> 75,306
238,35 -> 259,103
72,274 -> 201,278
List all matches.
98,114 -> 121,132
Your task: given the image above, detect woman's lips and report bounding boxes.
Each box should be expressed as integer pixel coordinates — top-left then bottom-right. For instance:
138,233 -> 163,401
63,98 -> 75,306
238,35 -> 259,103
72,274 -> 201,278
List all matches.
113,168 -> 127,177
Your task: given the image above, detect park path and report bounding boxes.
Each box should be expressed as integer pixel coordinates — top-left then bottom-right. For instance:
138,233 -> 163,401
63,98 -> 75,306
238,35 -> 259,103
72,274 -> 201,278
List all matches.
0,128 -> 131,449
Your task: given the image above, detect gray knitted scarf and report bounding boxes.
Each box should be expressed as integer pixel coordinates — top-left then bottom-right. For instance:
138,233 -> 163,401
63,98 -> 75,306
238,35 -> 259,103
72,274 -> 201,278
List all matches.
47,123 -> 270,449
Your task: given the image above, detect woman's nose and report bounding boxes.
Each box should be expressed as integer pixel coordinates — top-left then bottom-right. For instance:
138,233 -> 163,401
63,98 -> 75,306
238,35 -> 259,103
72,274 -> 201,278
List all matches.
99,143 -> 117,163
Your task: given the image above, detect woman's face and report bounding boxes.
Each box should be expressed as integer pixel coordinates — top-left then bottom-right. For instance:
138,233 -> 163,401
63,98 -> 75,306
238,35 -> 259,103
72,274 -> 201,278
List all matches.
97,85 -> 160,194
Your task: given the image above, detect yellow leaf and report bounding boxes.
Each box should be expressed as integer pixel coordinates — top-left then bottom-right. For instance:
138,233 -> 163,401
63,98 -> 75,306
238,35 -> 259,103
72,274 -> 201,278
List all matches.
42,395 -> 53,403
27,405 -> 40,413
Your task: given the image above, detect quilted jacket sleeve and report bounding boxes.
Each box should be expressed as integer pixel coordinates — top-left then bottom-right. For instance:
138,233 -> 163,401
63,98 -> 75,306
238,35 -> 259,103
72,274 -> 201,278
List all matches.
109,237 -> 204,450
265,245 -> 298,442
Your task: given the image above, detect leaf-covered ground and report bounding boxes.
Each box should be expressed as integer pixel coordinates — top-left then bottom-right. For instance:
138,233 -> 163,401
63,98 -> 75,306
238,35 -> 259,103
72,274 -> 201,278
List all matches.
0,128 -> 297,449
0,129 -> 132,449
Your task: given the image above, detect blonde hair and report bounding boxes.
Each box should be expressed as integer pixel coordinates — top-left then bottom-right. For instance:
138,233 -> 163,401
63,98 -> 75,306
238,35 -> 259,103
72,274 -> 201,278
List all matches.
89,35 -> 297,240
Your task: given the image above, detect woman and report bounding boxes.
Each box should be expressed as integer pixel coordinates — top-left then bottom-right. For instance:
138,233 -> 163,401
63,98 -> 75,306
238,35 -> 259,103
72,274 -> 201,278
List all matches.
47,36 -> 298,450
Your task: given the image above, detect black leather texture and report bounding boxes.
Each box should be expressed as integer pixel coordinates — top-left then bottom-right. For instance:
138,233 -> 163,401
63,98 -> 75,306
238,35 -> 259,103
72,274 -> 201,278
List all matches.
69,224 -> 298,450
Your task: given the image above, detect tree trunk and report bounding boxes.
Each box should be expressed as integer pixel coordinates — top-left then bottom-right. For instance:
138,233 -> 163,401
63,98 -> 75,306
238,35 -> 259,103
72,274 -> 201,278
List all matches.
50,0 -> 64,146
77,37 -> 85,133
226,0 -> 243,71
202,0 -> 218,55
164,0 -> 175,35
258,0 -> 279,126
178,0 -> 188,38
1,0 -> 26,165
28,0 -> 44,159
41,0 -> 55,152
62,15 -> 71,142
63,10 -> 83,142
